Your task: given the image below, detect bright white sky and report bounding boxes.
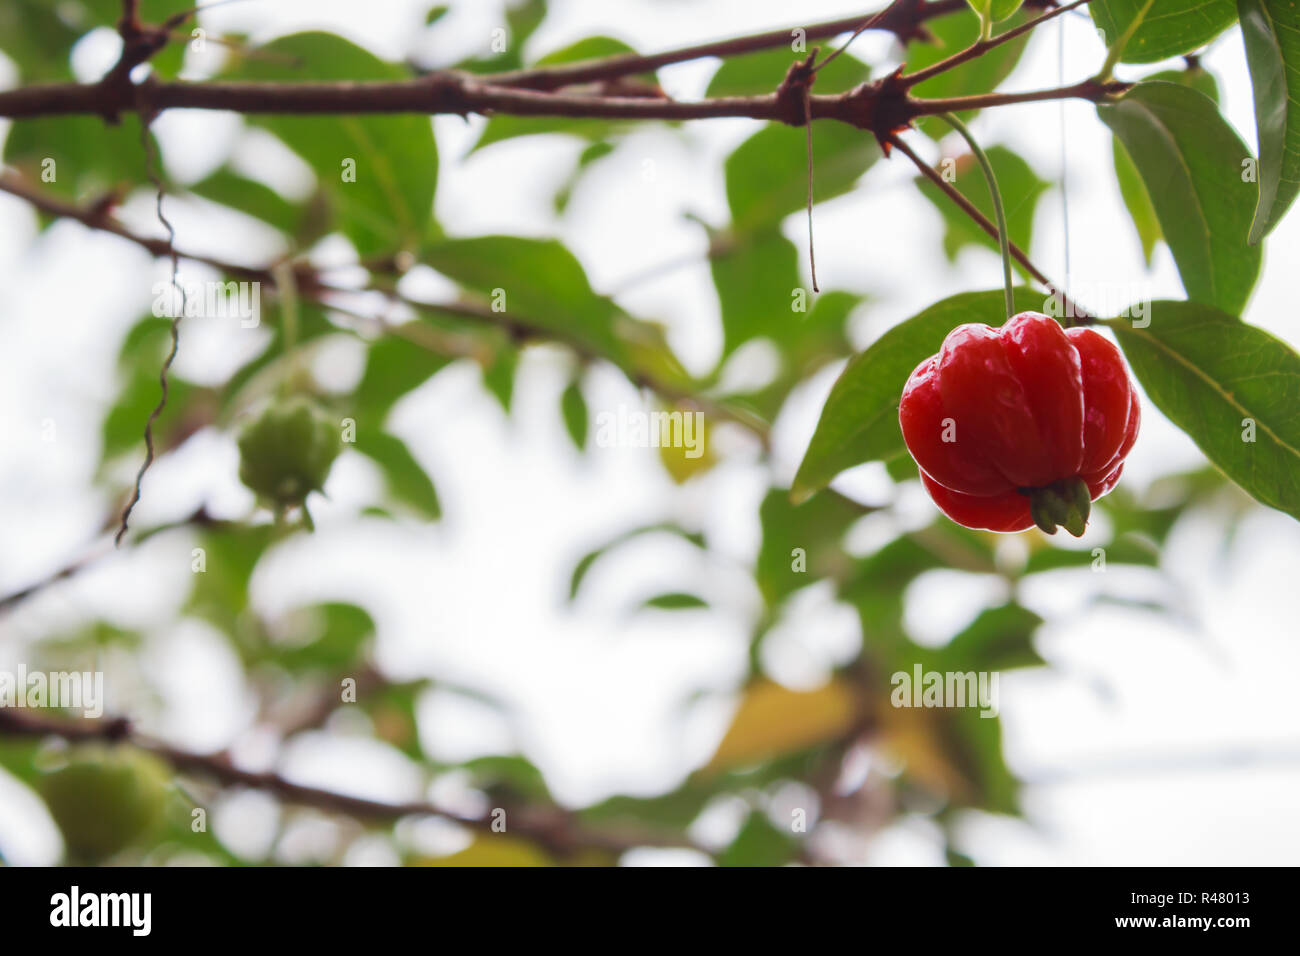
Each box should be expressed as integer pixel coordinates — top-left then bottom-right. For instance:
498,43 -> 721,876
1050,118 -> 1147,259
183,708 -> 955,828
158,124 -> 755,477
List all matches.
0,0 -> 1297,866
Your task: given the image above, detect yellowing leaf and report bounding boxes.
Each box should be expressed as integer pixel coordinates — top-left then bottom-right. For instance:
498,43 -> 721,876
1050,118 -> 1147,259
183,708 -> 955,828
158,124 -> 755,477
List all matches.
707,679 -> 860,772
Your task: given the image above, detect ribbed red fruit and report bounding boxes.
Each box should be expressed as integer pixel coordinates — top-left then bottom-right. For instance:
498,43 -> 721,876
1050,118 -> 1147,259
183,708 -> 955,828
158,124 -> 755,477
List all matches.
899,311 -> 1140,535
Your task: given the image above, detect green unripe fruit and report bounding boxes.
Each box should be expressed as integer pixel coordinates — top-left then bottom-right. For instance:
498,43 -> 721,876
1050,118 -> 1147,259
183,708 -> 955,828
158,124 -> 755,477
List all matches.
237,399 -> 340,509
37,746 -> 171,863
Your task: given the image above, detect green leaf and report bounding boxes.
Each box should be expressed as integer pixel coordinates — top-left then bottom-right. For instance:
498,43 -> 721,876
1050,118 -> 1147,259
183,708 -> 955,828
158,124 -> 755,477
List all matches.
706,45 -> 867,99
724,121 -> 880,235
472,37 -> 644,152
915,145 -> 1051,276
227,32 -> 437,256
1238,0 -> 1300,243
352,430 -> 441,520
710,230 -> 800,358
4,115 -> 157,203
354,334 -> 451,422
1109,301 -> 1300,521
639,592 -> 709,611
560,378 -> 589,450
270,602 -> 375,672
965,0 -> 1025,21
1097,82 -> 1262,316
942,603 -> 1044,671
719,811 -> 797,867
906,8 -> 1033,136
423,236 -> 680,380
791,288 -> 1046,503
756,488 -> 861,606
188,169 -> 308,237
1091,0 -> 1238,63
1112,136 -> 1162,264
569,523 -> 706,601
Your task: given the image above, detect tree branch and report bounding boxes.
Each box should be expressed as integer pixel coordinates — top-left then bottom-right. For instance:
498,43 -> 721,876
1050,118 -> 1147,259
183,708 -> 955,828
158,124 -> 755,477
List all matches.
0,708 -> 693,858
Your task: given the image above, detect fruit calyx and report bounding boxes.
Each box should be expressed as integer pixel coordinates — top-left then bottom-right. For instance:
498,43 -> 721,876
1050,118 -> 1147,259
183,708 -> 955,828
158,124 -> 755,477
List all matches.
1021,476 -> 1092,537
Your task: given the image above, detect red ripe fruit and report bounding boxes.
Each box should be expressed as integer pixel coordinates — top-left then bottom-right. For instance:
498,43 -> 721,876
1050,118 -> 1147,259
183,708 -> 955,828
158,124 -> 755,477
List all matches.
898,311 -> 1140,536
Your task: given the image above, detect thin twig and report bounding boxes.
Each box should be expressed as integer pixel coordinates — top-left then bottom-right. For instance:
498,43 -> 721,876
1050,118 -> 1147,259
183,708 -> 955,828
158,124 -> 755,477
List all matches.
901,0 -> 1095,87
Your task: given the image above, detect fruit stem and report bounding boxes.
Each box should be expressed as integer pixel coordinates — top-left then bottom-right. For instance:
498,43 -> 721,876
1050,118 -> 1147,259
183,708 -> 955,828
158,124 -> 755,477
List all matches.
939,112 -> 1014,321
1096,0 -> 1154,82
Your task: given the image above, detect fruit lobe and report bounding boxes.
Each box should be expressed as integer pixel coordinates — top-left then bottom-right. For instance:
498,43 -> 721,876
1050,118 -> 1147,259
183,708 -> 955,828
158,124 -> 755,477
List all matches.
899,311 -> 1140,535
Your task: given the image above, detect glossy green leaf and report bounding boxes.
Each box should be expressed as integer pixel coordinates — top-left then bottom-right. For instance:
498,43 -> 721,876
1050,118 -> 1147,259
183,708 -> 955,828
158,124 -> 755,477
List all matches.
915,145 -> 1051,276
1109,301 -> 1300,521
756,488 -> 861,606
965,0 -> 1026,22
1110,69 -> 1219,264
1098,81 -> 1261,315
791,288 -> 1046,503
1091,0 -> 1238,63
227,32 -> 437,256
1238,0 -> 1300,242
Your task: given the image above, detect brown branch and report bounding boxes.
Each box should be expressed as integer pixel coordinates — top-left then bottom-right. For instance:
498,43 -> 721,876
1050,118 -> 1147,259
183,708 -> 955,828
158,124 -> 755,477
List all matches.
887,133 -> 1089,320
0,708 -> 692,858
487,0 -> 972,91
909,77 -> 1129,116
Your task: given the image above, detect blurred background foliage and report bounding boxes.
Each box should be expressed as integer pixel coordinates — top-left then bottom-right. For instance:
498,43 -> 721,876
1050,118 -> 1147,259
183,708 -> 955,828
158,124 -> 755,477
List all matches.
0,0 -> 1281,866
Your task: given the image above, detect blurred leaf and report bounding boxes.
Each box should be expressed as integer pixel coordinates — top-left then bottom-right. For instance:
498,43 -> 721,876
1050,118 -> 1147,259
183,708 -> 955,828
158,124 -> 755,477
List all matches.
792,288 -> 1046,502
227,32 -> 437,255
1109,302 -> 1300,521
568,522 -> 706,601
706,679 -> 860,773
269,602 -> 374,672
560,378 -> 588,450
352,430 -> 441,520
473,37 -> 643,151
942,602 -> 1044,671
756,488 -> 860,606
639,592 -> 709,611
710,230 -> 800,359
481,346 -> 519,413
354,334 -> 451,422
4,115 -> 157,204
1098,82 -> 1260,315
415,836 -> 552,866
719,811 -> 797,866
1091,0 -> 1237,64
707,46 -> 867,98
188,169 -> 309,238
1238,0 -> 1300,243
915,145 -> 1050,276
725,122 -> 880,236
